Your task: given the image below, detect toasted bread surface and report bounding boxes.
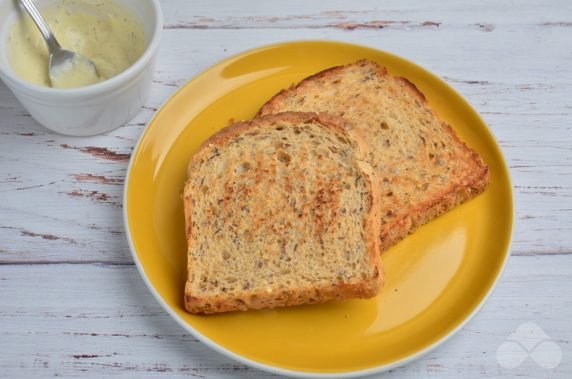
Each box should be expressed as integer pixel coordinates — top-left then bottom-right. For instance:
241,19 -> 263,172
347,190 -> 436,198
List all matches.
258,60 -> 489,251
184,112 -> 383,314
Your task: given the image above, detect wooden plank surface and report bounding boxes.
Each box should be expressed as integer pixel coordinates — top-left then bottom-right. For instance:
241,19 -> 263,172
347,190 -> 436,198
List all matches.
0,0 -> 571,377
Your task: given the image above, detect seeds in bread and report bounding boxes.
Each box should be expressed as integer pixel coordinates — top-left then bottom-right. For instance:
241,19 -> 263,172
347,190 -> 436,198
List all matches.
257,60 -> 489,252
184,112 -> 383,314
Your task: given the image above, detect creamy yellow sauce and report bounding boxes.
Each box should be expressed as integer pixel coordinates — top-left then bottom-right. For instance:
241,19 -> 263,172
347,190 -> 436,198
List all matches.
9,0 -> 146,88
50,54 -> 100,88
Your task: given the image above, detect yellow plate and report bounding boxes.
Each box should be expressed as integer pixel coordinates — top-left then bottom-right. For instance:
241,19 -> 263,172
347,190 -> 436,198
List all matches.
124,40 -> 513,377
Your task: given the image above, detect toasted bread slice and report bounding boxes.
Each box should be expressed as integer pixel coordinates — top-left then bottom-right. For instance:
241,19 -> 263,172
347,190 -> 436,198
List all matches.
184,112 -> 383,314
258,60 -> 489,252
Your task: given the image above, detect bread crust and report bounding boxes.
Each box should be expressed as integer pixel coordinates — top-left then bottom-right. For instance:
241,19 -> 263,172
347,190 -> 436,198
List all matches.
185,276 -> 381,314
194,112 -> 348,159
255,61 -> 387,118
379,165 -> 488,251
184,112 -> 383,314
257,60 -> 489,253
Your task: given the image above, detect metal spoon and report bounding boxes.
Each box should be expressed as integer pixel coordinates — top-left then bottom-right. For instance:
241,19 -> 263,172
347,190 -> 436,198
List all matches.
18,0 -> 99,88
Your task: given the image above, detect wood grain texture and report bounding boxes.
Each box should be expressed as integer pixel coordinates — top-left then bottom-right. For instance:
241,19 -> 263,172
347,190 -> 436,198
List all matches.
0,0 -> 571,377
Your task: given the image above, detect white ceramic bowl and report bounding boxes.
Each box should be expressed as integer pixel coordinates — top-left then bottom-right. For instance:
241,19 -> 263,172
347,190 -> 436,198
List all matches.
0,0 -> 162,136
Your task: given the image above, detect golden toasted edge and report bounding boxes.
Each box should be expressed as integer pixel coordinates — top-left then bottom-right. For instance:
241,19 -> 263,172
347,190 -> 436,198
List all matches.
256,59 -> 490,252
255,61 -> 387,118
185,279 -> 381,314
183,111 -> 383,314
379,166 -> 489,251
378,68 -> 490,251
355,157 -> 385,295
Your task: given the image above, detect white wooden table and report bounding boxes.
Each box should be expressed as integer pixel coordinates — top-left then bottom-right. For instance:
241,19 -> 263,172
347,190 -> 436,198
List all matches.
1,0 -> 571,377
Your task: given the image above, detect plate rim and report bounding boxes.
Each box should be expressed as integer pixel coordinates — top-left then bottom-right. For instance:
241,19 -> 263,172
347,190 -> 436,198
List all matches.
123,39 -> 515,378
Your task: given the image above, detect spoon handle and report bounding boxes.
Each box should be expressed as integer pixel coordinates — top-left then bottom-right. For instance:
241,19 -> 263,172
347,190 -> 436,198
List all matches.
18,0 -> 61,52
